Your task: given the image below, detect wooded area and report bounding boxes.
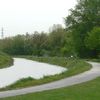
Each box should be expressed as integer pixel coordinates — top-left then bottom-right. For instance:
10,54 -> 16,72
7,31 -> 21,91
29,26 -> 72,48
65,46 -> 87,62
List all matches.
0,0 -> 100,58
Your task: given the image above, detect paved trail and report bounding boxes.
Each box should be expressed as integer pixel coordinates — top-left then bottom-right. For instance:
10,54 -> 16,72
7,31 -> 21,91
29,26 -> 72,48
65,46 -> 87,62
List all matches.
0,62 -> 100,98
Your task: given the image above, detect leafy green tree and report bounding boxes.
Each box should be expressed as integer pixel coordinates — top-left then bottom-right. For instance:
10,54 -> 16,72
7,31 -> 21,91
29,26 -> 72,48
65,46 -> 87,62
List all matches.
11,35 -> 25,55
85,27 -> 100,57
23,33 -> 33,55
31,32 -> 48,56
65,0 -> 100,57
65,0 -> 100,29
48,24 -> 65,56
61,32 -> 76,57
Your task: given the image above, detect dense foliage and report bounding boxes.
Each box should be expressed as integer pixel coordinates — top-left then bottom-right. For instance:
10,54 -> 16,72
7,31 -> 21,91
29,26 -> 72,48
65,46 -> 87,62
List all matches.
85,27 -> 100,57
65,0 -> 100,58
0,25 -> 75,57
0,0 -> 100,58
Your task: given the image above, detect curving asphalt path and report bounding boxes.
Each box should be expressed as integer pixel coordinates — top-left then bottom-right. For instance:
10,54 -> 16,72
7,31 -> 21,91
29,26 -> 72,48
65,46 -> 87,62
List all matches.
0,61 -> 100,98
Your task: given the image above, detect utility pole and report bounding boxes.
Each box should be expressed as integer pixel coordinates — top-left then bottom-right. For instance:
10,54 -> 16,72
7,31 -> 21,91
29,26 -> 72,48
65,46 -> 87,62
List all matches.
1,27 -> 4,39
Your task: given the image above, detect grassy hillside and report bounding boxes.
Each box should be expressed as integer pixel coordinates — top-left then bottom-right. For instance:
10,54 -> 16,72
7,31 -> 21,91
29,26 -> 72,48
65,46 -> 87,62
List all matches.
0,52 -> 13,69
1,76 -> 100,100
0,77 -> 100,100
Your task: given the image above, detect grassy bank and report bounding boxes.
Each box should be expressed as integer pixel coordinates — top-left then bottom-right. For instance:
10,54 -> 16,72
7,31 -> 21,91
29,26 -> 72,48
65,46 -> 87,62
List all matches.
85,58 -> 100,62
0,56 -> 91,91
1,76 -> 100,100
0,52 -> 13,69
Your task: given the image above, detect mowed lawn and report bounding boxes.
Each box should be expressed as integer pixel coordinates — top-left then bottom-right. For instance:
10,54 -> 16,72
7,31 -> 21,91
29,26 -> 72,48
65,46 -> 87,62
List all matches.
1,76 -> 100,100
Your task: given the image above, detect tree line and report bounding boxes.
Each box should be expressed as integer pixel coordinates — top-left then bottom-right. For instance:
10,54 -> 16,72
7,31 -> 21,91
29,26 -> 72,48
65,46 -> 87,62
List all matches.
0,0 -> 100,58
0,25 -> 75,57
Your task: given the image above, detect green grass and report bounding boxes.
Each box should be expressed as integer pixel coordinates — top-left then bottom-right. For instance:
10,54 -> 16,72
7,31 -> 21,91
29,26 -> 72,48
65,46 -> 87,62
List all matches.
0,56 -> 91,91
85,58 -> 100,62
0,52 -> 13,69
1,76 -> 100,100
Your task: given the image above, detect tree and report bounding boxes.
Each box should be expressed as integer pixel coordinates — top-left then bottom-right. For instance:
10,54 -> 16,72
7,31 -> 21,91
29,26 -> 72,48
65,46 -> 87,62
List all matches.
65,0 -> 100,57
48,25 -> 65,56
49,24 -> 63,33
61,32 -> 76,57
65,0 -> 100,29
85,27 -> 100,57
11,35 -> 25,55
31,32 -> 48,56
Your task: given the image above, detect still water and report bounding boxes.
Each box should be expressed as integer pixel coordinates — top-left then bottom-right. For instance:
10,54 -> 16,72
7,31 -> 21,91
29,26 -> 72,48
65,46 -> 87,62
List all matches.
0,58 -> 67,88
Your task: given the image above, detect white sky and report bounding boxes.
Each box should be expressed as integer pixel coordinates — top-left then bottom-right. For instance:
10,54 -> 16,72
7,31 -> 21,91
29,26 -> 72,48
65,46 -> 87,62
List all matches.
0,0 -> 77,37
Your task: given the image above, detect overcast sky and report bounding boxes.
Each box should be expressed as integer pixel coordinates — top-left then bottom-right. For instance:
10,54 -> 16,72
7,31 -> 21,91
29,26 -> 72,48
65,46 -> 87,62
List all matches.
0,0 -> 77,37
